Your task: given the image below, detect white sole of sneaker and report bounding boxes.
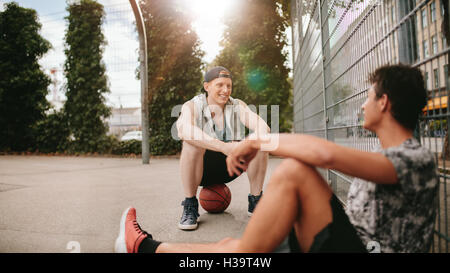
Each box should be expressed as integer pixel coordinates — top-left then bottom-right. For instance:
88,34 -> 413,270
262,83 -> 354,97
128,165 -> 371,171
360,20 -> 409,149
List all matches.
178,222 -> 198,230
114,207 -> 131,253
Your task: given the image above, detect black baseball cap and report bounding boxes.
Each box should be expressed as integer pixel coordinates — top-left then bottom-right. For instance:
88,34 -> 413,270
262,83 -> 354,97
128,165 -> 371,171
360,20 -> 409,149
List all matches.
201,66 -> 232,92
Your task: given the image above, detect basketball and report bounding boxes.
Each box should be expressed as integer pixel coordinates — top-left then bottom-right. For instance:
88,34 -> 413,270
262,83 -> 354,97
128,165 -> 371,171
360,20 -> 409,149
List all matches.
199,184 -> 232,213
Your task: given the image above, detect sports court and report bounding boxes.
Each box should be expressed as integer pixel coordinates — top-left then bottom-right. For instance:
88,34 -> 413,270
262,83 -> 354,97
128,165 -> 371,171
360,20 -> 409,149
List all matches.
0,155 -> 283,253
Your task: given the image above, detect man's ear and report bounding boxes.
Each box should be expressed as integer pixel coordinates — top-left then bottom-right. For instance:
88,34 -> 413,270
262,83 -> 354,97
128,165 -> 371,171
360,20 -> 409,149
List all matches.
379,93 -> 390,112
203,82 -> 209,92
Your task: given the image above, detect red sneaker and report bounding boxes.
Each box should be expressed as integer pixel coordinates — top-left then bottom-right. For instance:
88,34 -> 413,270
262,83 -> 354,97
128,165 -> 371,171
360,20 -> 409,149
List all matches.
114,207 -> 148,253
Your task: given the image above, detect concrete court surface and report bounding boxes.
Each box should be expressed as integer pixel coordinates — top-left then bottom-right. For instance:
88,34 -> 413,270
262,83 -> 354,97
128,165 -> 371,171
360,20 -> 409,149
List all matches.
0,155 -> 283,253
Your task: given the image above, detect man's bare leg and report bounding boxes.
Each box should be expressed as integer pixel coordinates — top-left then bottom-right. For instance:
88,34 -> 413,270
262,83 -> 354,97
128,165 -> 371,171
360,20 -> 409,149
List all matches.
237,158 -> 333,252
246,150 -> 268,196
155,158 -> 333,253
180,141 -> 205,197
180,141 -> 267,197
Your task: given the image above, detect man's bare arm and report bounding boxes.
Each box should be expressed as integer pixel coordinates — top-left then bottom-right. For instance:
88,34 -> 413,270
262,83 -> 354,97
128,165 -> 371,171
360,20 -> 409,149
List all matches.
176,101 -> 228,153
246,134 -> 398,185
237,99 -> 270,136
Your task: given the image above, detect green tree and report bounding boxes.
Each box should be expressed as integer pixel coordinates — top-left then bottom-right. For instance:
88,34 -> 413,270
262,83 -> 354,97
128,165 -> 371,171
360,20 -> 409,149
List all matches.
35,110 -> 70,153
139,0 -> 204,155
214,0 -> 292,133
0,2 -> 51,152
63,0 -> 111,153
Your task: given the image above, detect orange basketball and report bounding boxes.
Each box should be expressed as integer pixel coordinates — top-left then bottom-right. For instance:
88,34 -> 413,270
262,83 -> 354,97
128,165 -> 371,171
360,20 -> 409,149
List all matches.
199,184 -> 232,213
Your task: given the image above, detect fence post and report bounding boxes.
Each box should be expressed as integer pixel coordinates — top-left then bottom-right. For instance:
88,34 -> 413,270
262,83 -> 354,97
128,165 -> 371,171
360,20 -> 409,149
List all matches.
318,0 -> 333,188
129,0 -> 149,164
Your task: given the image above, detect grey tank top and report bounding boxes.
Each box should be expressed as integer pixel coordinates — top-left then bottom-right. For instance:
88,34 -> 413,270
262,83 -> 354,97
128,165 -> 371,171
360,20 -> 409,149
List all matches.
190,93 -> 244,142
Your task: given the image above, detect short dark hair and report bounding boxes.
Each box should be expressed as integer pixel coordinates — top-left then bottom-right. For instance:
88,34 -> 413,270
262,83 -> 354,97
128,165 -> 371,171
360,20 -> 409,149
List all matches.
368,64 -> 428,130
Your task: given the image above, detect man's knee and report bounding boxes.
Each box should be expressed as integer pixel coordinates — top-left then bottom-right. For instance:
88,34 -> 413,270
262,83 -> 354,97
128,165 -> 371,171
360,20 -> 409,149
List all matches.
181,141 -> 205,157
266,159 -> 305,196
272,158 -> 315,183
272,159 -> 332,205
269,158 -> 330,201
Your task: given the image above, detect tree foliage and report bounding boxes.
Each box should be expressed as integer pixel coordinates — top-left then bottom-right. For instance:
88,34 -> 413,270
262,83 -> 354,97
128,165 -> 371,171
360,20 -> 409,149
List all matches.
139,0 -> 204,155
0,2 -> 51,152
63,0 -> 111,153
35,110 -> 70,153
214,0 -> 292,133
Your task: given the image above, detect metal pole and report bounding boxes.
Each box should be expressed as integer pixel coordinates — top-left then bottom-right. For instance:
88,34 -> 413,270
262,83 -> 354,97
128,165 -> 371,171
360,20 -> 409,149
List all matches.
318,0 -> 331,186
129,0 -> 149,164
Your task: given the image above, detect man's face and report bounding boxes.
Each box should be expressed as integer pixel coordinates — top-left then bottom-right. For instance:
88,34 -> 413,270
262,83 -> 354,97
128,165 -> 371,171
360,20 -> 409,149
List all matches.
204,77 -> 232,106
361,85 -> 383,131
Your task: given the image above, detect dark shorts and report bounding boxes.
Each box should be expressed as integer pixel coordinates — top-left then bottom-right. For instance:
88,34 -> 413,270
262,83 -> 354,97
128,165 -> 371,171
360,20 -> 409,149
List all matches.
200,150 -> 241,187
288,194 -> 368,253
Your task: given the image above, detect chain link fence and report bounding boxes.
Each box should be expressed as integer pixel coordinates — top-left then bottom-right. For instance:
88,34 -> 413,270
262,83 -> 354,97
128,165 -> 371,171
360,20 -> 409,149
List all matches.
291,0 -> 449,252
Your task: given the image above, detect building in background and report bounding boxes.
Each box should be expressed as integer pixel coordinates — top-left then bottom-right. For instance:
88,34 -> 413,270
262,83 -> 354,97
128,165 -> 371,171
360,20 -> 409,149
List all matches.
416,0 -> 449,111
47,67 -> 65,111
106,107 -> 141,138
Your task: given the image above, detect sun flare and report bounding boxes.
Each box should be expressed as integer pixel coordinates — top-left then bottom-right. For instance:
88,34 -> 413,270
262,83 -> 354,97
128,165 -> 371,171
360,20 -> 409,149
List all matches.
181,0 -> 239,63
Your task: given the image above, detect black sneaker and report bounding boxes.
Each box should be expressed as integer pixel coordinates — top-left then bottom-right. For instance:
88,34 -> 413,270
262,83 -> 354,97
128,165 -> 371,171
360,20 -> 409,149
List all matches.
248,192 -> 263,216
178,197 -> 200,230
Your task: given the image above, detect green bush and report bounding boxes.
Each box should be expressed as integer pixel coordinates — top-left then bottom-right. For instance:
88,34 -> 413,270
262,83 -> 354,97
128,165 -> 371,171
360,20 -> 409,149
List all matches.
150,134 -> 181,156
111,139 -> 142,155
34,110 -> 70,153
110,137 -> 181,156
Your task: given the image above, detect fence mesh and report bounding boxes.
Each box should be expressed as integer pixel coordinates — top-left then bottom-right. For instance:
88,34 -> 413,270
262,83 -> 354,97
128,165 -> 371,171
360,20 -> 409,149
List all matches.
39,0 -> 140,136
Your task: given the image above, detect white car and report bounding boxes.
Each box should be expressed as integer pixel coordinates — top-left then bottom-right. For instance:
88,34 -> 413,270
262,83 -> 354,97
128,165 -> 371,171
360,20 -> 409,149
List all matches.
121,131 -> 142,141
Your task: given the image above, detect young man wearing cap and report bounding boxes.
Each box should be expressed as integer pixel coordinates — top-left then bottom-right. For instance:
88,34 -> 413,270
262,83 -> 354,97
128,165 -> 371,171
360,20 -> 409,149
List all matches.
115,64 -> 438,253
174,66 -> 270,230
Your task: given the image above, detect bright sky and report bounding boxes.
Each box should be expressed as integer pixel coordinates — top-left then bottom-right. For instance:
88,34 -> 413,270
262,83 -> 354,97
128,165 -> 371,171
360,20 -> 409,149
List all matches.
0,0 -> 291,108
